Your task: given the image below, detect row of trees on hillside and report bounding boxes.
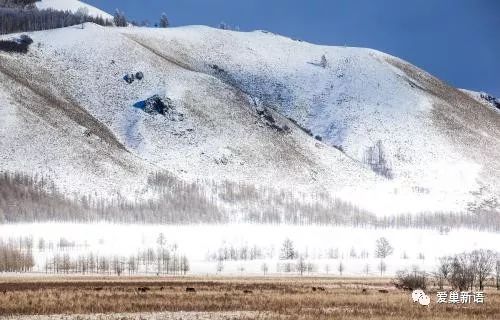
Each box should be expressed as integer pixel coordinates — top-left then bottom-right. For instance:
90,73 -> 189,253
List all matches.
125,11 -> 169,28
0,7 -> 112,34
0,6 -> 171,34
1,171 -> 499,230
0,0 -> 37,8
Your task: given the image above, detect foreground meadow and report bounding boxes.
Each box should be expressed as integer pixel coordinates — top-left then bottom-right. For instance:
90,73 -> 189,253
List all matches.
0,276 -> 499,319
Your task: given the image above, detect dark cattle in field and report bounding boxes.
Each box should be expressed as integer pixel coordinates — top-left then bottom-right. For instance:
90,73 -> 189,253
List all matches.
160,286 -> 165,291
243,289 -> 253,294
378,289 -> 389,294
93,287 -> 104,291
138,287 -> 150,293
362,288 -> 368,294
394,283 -> 412,291
186,287 -> 196,293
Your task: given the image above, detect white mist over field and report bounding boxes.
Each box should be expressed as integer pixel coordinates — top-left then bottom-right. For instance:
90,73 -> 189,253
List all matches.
1,223 -> 499,276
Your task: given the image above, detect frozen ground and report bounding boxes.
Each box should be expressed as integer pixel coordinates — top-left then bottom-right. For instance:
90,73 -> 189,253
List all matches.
1,223 -> 498,276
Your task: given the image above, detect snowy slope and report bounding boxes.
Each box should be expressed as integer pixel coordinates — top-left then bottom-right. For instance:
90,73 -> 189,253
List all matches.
0,24 -> 499,217
35,0 -> 113,20
460,89 -> 500,113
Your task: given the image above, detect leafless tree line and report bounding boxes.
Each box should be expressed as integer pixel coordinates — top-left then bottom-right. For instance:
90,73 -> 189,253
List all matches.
207,244 -> 266,262
0,0 -> 37,8
42,250 -> 190,276
0,236 -> 80,253
396,250 -> 500,291
0,7 -> 112,35
1,171 -> 499,231
435,250 -> 499,291
0,242 -> 34,272
0,246 -> 190,275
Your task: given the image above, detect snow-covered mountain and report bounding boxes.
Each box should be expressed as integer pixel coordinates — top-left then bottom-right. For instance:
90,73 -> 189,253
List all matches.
0,23 -> 499,218
35,0 -> 113,19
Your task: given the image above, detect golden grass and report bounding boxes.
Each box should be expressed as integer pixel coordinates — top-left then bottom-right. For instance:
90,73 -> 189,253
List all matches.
0,276 -> 498,319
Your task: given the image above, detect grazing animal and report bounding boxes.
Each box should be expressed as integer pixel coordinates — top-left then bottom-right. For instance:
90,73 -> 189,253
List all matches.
394,283 -> 412,291
378,289 -> 389,294
312,287 -> 317,292
159,286 -> 165,291
362,288 -> 368,294
186,287 -> 196,293
138,287 -> 150,293
93,287 -> 104,291
317,287 -> 326,292
243,289 -> 253,294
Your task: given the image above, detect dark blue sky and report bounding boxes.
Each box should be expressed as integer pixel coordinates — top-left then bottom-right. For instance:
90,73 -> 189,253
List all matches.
87,0 -> 500,96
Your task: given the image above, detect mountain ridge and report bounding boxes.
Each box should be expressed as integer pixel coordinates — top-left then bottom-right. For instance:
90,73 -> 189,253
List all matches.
0,23 -> 498,218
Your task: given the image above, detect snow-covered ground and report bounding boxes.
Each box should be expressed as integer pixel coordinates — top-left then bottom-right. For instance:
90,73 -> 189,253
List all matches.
35,0 -> 113,20
0,22 -> 499,217
1,223 -> 499,276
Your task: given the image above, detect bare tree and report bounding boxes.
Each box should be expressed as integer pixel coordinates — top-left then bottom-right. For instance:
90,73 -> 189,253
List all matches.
363,263 -> 370,276
280,238 -> 297,260
435,257 -> 452,289
449,253 -> 474,291
181,255 -> 190,275
127,256 -> 137,275
378,260 -> 387,276
375,237 -> 394,259
375,237 -> 393,276
496,257 -> 500,290
296,256 -> 307,276
471,249 -> 496,290
338,261 -> 345,276
76,7 -> 89,29
363,140 -> 393,179
216,257 -> 224,274
261,262 -> 269,276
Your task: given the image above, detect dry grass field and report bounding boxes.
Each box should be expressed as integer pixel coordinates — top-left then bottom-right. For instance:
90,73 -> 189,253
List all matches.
0,276 -> 499,319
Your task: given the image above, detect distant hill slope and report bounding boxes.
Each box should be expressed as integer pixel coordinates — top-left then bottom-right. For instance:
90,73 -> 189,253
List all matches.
0,23 -> 498,218
35,0 -> 112,19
